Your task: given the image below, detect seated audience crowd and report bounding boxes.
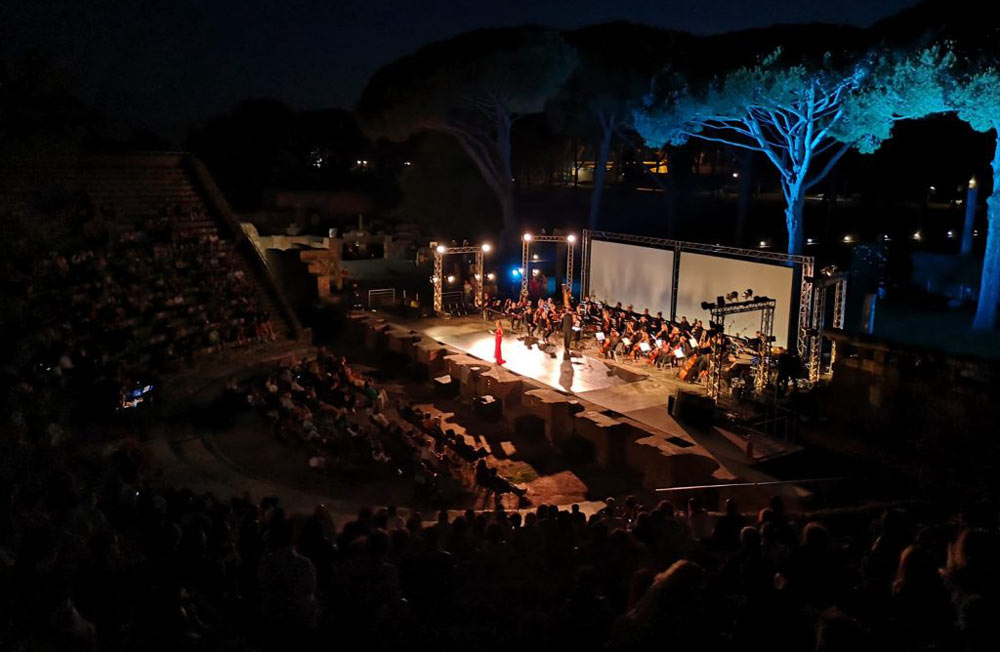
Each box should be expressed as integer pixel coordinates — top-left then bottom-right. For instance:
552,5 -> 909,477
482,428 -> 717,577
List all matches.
1,201 -> 277,407
3,379 -> 997,652
237,350 -> 520,508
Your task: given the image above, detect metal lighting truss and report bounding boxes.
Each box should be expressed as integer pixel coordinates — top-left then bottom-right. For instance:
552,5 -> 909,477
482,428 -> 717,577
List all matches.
806,272 -> 848,382
707,298 -> 776,400
431,245 -> 489,315
520,234 -> 576,300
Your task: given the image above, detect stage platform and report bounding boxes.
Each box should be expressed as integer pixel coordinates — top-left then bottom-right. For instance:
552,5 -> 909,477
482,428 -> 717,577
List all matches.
419,318 -> 725,444
421,320 -> 653,395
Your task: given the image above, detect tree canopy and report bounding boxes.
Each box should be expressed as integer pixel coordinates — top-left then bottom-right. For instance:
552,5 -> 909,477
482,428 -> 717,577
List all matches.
357,26 -> 575,239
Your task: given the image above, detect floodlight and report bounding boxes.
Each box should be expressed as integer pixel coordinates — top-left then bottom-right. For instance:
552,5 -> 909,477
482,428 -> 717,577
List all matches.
481,243 -> 491,252
487,273 -> 495,281
566,234 -> 576,243
446,275 -> 455,284
523,233 -> 532,242
436,244 -> 446,254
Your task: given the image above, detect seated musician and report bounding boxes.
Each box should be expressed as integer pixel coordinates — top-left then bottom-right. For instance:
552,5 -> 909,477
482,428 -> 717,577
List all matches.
654,317 -> 670,342
687,342 -> 713,383
653,311 -> 665,335
600,309 -> 612,336
629,330 -> 651,361
691,319 -> 705,344
602,329 -> 621,358
525,306 -> 537,338
651,338 -> 672,367
541,309 -> 556,342
623,319 -> 636,340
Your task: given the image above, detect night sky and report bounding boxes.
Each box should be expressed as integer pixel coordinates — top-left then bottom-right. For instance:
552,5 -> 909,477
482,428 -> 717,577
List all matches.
3,0 -> 920,133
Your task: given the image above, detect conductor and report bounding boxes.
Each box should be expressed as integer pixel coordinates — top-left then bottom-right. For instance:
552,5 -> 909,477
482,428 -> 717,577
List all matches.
561,309 -> 575,359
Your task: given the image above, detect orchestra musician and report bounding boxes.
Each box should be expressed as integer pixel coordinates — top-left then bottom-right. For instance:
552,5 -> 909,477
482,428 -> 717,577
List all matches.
491,285 -> 779,392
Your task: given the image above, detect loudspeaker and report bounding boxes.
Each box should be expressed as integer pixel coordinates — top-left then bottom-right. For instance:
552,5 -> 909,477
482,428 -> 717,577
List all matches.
671,390 -> 714,428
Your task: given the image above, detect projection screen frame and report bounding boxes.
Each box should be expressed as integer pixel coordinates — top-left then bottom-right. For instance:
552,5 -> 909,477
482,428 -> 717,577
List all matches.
581,229 -> 815,371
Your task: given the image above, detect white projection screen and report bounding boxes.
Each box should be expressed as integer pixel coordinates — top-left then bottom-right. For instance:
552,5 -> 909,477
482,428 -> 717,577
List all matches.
675,252 -> 796,347
588,240 -> 674,316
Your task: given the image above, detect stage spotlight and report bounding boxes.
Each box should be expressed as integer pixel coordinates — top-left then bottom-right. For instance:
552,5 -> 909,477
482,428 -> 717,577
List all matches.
532,254 -> 539,260
523,233 -> 532,242
566,234 -> 576,243
474,274 -> 481,281
487,272 -> 495,281
742,289 -> 754,300
430,276 -> 439,284
947,230 -> 955,238
435,244 -> 446,254
821,265 -> 837,277
701,301 -> 715,310
726,291 -> 739,302
446,275 -> 455,284
842,234 -> 853,243
481,243 -> 491,252
912,231 -> 922,241
717,295 -> 725,306
510,268 -> 521,278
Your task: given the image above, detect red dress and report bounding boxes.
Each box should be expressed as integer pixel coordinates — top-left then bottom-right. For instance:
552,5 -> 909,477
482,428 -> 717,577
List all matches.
494,326 -> 506,365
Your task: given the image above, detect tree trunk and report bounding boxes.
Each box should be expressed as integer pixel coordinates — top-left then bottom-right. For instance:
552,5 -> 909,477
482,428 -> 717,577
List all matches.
973,136 -> 1000,330
961,177 -> 978,257
784,183 -> 806,255
588,122 -> 613,230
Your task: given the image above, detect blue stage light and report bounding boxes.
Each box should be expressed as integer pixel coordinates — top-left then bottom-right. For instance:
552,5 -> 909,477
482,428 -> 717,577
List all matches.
511,267 -> 521,278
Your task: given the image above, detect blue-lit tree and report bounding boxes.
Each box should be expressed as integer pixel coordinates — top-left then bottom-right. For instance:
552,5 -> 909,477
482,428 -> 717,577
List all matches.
951,69 -> 1000,330
635,52 -> 865,254
635,48 -> 952,255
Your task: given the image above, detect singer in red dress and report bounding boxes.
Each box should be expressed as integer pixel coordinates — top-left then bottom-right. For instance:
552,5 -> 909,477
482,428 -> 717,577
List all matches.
493,320 -> 506,365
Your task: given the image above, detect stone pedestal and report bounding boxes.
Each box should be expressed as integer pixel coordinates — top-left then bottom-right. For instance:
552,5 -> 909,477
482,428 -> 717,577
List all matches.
523,389 -> 581,444
574,410 -> 633,467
